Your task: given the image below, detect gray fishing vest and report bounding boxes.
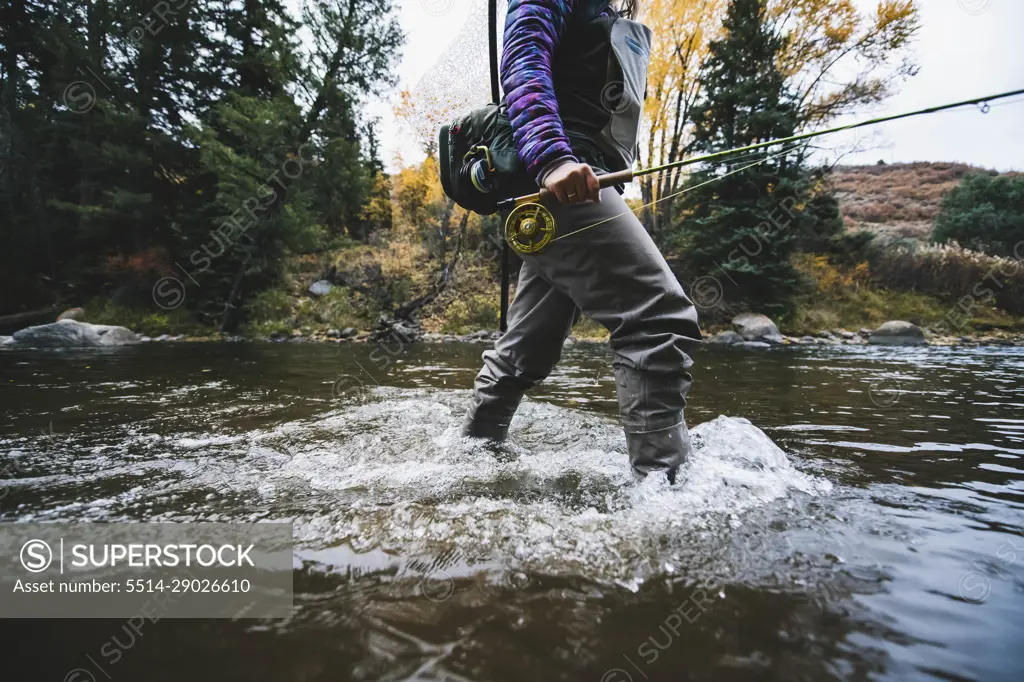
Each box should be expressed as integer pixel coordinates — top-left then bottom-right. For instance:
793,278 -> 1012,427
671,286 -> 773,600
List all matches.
436,1 -> 651,214
554,0 -> 652,174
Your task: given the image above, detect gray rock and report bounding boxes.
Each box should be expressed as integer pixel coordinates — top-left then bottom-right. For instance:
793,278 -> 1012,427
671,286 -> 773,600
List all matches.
139,336 -> 152,342
340,327 -> 358,339
308,280 -> 333,297
326,328 -> 341,338
859,328 -> 874,336
473,330 -> 490,339
732,313 -> 784,344
442,335 -> 458,343
57,307 -> 86,322
869,320 -> 927,346
839,330 -> 857,340
156,334 -> 171,341
798,335 -> 818,345
708,330 -> 744,345
735,341 -> 771,350
384,322 -> 419,342
10,319 -> 139,348
0,335 -> 14,346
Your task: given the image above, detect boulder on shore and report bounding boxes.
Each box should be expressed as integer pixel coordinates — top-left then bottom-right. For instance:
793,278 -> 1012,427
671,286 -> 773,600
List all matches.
57,307 -> 86,322
10,319 -> 140,348
308,280 -> 333,297
732,313 -> 784,344
868,320 -> 927,346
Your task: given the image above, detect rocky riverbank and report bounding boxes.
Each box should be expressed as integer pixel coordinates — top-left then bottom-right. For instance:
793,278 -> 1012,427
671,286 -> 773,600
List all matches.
4,309 -> 1023,350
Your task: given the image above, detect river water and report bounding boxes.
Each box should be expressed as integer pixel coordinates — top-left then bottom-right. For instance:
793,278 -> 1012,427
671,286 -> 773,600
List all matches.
1,340 -> 1022,681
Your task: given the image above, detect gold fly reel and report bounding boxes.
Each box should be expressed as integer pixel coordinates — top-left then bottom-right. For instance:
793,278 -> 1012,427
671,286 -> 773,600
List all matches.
504,202 -> 556,254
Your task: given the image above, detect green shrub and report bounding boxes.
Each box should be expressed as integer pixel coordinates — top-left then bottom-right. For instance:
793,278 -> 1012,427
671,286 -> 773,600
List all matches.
433,292 -> 498,334
246,289 -> 292,323
315,288 -> 369,330
933,172 -> 1024,258
84,298 -> 202,336
242,289 -> 293,336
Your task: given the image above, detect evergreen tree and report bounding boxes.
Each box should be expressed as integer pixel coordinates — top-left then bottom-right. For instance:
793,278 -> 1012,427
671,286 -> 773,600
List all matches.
933,172 -> 1024,259
0,0 -> 402,328
673,0 -> 843,318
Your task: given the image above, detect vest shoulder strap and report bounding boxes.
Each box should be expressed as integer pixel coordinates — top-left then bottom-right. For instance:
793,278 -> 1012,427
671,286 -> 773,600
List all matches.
571,0 -> 614,28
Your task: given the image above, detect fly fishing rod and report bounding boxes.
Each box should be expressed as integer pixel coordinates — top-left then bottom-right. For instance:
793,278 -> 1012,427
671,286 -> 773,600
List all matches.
499,87 -> 1024,255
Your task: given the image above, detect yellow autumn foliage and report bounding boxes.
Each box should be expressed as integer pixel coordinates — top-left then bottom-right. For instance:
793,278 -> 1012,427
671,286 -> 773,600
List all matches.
637,0 -> 919,232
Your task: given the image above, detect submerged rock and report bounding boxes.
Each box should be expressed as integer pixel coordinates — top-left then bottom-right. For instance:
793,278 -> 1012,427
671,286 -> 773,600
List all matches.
708,330 -> 744,345
869,320 -> 927,346
732,313 -> 784,345
10,319 -> 139,348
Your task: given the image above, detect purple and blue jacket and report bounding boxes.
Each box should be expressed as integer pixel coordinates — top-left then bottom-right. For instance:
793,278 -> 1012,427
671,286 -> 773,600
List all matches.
500,0 -> 618,186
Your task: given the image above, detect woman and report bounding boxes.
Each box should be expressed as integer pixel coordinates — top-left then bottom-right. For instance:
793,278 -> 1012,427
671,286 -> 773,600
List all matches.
460,0 -> 702,484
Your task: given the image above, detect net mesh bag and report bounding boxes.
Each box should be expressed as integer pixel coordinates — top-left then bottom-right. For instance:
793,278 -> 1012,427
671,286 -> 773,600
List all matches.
401,0 -> 507,148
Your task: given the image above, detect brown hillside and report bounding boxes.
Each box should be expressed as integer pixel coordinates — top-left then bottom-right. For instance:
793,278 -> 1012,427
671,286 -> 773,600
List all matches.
828,162 -> 999,242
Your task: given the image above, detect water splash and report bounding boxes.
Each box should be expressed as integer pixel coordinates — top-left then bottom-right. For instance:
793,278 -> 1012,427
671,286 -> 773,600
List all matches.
2,385 -> 831,583
230,388 -> 829,581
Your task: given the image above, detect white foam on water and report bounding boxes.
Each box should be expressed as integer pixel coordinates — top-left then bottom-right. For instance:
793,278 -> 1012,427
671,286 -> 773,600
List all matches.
3,386 -> 832,583
216,388 -> 833,581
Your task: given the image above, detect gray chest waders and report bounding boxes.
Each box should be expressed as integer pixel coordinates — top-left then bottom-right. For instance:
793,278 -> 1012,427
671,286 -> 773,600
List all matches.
454,3 -> 697,483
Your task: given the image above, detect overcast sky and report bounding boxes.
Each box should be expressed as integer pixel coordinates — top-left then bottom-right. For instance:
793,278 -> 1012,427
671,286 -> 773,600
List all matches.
365,0 -> 1023,173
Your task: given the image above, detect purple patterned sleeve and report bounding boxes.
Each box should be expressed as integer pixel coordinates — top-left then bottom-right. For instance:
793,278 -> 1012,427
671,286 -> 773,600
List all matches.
500,0 -> 579,185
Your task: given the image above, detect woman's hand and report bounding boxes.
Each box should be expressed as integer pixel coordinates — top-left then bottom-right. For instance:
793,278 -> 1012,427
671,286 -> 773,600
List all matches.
543,162 -> 601,205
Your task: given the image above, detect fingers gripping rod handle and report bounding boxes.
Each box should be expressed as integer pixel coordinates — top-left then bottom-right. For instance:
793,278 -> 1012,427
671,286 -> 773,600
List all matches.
523,169 -> 636,205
